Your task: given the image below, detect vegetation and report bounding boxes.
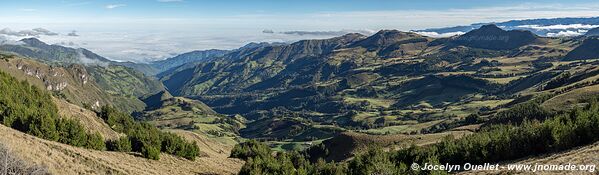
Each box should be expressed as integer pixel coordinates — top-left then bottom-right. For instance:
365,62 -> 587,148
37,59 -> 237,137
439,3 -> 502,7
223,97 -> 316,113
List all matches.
234,98 -> 599,174
0,71 -> 105,150
99,106 -> 200,160
106,136 -> 132,152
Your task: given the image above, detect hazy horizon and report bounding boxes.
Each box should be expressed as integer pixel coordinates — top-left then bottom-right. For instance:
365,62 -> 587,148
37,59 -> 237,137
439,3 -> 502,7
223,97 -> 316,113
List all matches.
2,0 -> 599,62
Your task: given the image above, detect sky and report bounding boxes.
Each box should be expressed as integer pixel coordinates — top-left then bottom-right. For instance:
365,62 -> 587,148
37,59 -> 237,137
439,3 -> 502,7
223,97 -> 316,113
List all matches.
1,0 -> 599,62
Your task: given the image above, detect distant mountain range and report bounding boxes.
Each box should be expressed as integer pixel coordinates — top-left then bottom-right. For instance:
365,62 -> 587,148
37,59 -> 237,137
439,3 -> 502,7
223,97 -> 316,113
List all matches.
417,17 -> 599,37
121,42 -> 288,75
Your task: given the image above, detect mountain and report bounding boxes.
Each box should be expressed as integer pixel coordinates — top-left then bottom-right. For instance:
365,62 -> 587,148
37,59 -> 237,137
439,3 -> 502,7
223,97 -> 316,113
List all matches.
0,55 -> 149,112
452,24 -> 540,50
349,30 -> 430,57
114,61 -> 160,75
418,17 -> 599,37
586,27 -> 599,36
563,38 -> 599,60
151,49 -> 230,74
0,38 -> 111,65
157,24 -> 597,142
237,42 -> 287,50
161,33 -> 366,96
0,38 -> 165,112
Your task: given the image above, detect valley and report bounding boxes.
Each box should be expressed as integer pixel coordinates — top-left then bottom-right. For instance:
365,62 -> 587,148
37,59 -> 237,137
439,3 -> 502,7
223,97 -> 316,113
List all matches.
2,15 -> 599,174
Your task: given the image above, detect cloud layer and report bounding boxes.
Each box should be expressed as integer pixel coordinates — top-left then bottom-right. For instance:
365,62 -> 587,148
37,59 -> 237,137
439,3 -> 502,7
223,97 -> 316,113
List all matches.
0,28 -> 58,37
3,3 -> 599,63
413,31 -> 465,38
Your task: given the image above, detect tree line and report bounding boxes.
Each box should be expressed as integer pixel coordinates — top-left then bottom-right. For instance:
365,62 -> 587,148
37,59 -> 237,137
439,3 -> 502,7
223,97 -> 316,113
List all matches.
0,70 -> 199,160
0,71 -> 105,150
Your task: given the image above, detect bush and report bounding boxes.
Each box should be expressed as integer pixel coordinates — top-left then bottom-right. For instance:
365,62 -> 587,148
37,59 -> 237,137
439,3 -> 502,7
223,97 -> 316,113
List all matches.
141,144 -> 161,160
86,133 -> 106,150
99,106 -> 200,160
107,136 -> 132,152
230,140 -> 272,160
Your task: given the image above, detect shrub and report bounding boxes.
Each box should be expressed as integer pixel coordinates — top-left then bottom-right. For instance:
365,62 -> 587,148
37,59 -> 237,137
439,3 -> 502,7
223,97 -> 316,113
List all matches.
85,133 -> 106,150
107,136 -> 132,152
141,144 -> 161,160
99,106 -> 199,160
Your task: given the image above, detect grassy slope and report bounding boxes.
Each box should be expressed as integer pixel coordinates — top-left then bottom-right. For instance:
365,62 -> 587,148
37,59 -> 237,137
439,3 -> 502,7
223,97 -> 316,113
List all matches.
0,124 -> 243,175
53,97 -> 121,140
315,130 -> 472,162
458,140 -> 599,175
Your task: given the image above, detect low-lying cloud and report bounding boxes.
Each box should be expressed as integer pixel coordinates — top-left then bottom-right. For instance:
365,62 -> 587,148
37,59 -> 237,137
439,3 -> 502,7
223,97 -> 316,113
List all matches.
0,36 -> 25,45
517,24 -> 599,30
76,48 -> 109,67
547,30 -> 587,37
414,31 -> 465,38
0,28 -> 58,37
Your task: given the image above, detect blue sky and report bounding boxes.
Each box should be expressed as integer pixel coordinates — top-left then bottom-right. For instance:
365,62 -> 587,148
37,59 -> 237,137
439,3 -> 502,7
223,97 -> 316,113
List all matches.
1,0 -> 599,62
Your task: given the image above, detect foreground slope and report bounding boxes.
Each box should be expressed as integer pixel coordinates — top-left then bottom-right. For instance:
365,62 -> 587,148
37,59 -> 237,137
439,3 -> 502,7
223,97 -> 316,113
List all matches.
0,124 -> 243,175
459,141 -> 599,175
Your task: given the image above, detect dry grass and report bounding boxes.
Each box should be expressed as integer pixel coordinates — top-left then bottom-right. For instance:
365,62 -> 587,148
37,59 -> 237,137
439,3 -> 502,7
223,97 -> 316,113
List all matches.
459,141 -> 599,175
0,124 -> 244,175
53,98 -> 121,140
542,84 -> 599,111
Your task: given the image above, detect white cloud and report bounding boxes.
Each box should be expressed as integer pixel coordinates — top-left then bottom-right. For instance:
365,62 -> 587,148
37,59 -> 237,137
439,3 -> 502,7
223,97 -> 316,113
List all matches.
547,30 -> 585,37
0,35 -> 25,45
4,2 -> 599,62
517,24 -> 599,30
0,28 -> 58,37
414,31 -> 465,38
76,48 -> 109,67
105,4 -> 126,9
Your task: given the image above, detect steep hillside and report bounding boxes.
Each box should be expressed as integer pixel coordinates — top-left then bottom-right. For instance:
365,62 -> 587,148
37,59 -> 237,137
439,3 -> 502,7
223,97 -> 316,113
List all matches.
0,38 -> 164,100
85,65 -> 164,97
563,37 -> 599,60
0,56 -> 146,112
586,27 -> 599,36
459,140 -> 599,175
53,97 -> 121,140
